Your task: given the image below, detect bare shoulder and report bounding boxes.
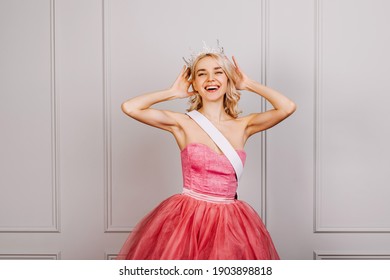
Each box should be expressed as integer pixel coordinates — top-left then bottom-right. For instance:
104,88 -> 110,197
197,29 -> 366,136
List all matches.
166,111 -> 193,146
206,115 -> 248,148
236,113 -> 256,123
235,113 -> 255,129
172,112 -> 250,149
230,115 -> 252,143
237,112 -> 267,133
239,109 -> 294,138
167,110 -> 191,127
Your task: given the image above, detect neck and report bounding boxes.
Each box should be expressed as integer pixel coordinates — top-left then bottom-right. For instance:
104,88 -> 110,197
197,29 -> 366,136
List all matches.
198,100 -> 229,122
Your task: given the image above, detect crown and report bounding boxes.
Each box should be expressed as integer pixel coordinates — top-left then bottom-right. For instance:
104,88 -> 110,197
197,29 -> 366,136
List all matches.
182,40 -> 225,68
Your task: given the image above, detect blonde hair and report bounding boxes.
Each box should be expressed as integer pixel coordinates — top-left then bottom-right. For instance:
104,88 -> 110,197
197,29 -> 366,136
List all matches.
187,53 -> 241,118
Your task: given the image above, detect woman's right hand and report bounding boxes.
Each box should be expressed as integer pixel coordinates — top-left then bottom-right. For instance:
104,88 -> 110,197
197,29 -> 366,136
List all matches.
170,66 -> 195,99
121,66 -> 197,132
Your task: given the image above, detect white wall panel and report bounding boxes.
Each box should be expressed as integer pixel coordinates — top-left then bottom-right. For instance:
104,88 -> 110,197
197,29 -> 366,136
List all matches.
267,0 -> 315,259
107,0 -> 265,233
315,0 -> 390,232
55,0 -> 105,259
0,0 -> 58,232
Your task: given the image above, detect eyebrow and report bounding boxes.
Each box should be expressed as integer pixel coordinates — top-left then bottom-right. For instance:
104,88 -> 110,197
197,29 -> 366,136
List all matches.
196,67 -> 223,73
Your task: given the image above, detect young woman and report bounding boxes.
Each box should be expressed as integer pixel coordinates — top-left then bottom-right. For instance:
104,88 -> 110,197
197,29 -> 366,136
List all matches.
116,45 -> 296,260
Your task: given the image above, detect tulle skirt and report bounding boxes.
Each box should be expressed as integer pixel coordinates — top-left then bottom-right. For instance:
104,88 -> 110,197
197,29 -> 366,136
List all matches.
116,193 -> 279,260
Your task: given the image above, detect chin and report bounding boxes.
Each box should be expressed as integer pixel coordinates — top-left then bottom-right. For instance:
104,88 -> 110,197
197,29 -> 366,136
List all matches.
201,91 -> 226,101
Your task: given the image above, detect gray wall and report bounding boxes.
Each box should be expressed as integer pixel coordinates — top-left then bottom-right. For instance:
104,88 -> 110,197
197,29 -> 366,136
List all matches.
1,0 -> 389,260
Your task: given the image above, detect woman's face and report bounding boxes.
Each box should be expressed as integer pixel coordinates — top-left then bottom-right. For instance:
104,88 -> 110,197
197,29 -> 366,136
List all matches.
192,56 -> 228,103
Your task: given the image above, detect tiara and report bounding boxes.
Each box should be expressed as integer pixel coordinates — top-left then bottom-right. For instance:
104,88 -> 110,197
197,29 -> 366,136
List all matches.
182,40 -> 225,68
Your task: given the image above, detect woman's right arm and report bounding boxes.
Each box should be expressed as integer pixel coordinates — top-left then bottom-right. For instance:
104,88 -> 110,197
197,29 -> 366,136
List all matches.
121,66 -> 192,132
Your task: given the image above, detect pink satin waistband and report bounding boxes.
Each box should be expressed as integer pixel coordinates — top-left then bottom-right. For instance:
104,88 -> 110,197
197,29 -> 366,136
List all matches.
182,188 -> 235,204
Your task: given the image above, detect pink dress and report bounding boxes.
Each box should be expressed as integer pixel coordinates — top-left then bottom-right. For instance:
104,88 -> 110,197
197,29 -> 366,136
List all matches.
116,143 -> 279,260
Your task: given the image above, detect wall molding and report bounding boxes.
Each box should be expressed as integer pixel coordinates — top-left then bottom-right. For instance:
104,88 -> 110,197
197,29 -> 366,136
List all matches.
0,253 -> 60,260
313,0 -> 324,234
101,0 -> 116,232
104,0 -> 270,232
102,0 -> 112,232
50,0 -> 61,234
102,0 -> 130,232
314,251 -> 390,260
102,0 -> 131,232
313,0 -> 390,233
260,0 -> 269,225
0,0 -> 60,233
105,253 -> 117,260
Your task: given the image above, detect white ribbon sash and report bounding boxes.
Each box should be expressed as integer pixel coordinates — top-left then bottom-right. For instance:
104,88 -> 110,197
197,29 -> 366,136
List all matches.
186,110 -> 244,180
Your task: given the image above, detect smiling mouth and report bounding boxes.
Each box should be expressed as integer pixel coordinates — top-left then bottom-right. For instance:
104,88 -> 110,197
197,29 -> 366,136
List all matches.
205,85 -> 220,93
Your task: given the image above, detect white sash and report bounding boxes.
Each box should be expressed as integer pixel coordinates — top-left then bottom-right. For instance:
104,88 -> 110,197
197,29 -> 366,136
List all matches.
186,110 -> 244,180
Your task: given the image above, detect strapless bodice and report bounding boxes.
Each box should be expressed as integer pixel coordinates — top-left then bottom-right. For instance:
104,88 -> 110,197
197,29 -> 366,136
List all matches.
180,143 -> 246,199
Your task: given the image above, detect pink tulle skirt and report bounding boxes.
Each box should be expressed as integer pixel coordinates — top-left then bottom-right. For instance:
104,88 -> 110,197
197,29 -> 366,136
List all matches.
116,194 -> 279,260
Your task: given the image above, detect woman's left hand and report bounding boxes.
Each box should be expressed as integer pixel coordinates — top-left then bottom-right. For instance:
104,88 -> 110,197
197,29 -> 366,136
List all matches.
232,56 -> 251,91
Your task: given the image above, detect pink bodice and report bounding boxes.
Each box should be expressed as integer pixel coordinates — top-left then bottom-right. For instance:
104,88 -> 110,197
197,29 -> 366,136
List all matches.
181,143 -> 246,199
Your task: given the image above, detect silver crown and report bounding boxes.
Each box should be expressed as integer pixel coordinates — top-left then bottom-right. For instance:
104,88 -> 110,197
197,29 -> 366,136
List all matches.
182,40 -> 225,68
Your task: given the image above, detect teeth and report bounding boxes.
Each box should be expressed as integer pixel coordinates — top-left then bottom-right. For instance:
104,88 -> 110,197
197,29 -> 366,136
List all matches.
206,86 -> 218,90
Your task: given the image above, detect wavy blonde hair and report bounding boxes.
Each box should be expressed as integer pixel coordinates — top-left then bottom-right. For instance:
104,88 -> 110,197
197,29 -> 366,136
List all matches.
187,53 -> 241,118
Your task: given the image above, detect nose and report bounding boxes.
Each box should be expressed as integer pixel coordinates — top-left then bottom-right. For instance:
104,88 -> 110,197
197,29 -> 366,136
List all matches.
207,73 -> 215,81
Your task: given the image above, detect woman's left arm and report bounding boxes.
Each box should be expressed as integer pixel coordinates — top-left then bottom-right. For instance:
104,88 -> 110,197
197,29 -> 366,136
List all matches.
232,56 -> 297,137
